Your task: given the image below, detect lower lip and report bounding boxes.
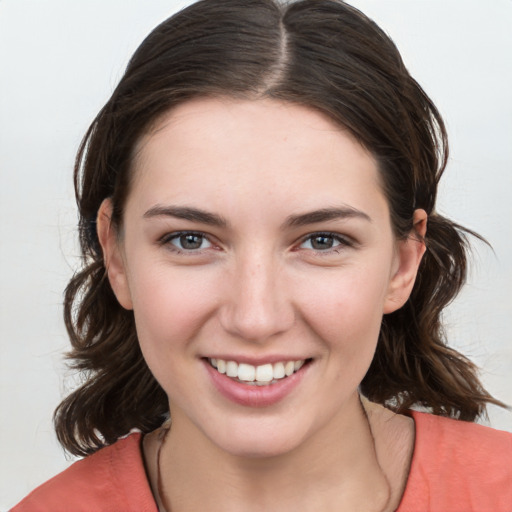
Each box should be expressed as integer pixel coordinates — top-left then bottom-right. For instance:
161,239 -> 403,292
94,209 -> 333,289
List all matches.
204,360 -> 310,407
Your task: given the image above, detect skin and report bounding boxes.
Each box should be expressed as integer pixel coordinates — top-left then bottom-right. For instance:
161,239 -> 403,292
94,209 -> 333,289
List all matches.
98,97 -> 426,511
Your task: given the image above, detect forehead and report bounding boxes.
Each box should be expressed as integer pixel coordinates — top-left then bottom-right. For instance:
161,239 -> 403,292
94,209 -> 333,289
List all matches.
128,97 -> 387,222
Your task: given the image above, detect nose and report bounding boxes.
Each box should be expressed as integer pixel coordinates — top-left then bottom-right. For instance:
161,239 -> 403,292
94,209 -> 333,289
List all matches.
219,251 -> 295,343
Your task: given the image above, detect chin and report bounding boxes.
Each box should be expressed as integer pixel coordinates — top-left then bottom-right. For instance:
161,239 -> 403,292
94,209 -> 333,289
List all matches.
202,416 -> 311,460
216,435 -> 302,460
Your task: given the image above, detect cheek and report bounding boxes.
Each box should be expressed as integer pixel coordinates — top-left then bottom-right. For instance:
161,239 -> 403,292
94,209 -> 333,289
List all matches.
127,264 -> 219,356
127,265 -> 223,403
295,265 -> 390,354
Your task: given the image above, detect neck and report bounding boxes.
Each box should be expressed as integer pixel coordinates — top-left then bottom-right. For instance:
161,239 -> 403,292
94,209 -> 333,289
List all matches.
153,396 -> 404,512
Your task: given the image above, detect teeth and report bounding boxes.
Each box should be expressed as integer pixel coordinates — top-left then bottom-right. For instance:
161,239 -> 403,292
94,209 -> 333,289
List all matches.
273,362 -> 285,379
238,363 -> 255,382
226,361 -> 238,378
255,364 -> 273,382
217,359 -> 226,374
209,358 -> 307,384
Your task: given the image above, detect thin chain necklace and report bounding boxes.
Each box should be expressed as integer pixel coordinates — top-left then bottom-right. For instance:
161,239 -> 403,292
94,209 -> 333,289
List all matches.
153,398 -> 394,512
155,424 -> 171,512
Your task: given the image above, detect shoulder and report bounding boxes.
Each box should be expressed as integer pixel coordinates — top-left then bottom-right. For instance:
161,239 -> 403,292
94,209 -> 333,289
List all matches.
11,433 -> 157,512
398,411 -> 512,511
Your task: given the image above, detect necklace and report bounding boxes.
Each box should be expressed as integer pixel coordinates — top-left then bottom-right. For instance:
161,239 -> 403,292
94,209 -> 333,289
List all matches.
153,397 -> 395,512
155,423 -> 171,512
359,396 -> 394,512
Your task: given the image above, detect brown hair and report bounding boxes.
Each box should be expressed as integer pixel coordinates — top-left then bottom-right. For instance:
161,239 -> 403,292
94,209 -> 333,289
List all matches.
55,0 -> 504,457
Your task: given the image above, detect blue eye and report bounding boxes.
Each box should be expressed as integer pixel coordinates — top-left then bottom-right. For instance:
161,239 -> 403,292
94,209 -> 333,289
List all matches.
300,233 -> 350,251
164,232 -> 212,251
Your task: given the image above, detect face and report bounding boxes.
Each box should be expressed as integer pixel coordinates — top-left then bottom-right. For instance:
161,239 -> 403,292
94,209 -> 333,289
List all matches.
99,97 -> 424,458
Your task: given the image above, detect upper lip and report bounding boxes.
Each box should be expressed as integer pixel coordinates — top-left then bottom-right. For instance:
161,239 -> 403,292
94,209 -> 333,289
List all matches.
203,355 -> 311,365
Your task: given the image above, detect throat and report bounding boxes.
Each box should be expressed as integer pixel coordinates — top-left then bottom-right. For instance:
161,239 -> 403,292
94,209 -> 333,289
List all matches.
148,398 -> 407,512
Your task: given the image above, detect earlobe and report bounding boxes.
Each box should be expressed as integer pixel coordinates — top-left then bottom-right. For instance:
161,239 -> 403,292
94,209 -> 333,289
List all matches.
97,199 -> 133,310
383,209 -> 427,314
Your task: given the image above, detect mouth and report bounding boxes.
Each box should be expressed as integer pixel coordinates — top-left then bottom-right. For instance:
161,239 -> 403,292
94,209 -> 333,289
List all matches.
207,357 -> 311,386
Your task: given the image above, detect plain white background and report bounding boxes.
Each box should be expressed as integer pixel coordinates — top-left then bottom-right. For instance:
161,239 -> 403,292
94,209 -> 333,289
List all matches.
1,0 -> 511,508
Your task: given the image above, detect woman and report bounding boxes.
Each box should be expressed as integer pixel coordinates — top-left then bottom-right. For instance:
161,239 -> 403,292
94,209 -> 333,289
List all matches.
12,0 -> 512,510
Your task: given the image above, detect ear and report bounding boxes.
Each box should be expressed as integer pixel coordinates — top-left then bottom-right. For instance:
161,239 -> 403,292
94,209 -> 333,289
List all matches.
97,198 -> 133,310
383,209 -> 427,314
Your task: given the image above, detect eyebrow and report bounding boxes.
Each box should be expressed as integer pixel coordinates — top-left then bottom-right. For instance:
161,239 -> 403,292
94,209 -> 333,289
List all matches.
143,204 -> 371,229
143,205 -> 229,228
283,207 -> 371,228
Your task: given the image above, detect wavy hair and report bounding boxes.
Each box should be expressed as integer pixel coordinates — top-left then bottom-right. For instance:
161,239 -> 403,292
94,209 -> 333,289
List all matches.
55,0 -> 504,456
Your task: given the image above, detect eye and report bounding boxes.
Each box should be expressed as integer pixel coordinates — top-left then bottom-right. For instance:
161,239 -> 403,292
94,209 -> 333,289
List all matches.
299,232 -> 351,251
162,232 -> 212,251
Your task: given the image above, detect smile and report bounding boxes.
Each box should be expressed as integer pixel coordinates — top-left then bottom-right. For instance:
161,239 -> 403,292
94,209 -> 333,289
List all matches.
208,358 -> 307,386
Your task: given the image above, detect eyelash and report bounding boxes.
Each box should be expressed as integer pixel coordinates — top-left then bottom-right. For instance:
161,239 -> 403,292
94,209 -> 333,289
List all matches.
158,231 -> 213,254
297,232 -> 354,254
159,231 -> 354,255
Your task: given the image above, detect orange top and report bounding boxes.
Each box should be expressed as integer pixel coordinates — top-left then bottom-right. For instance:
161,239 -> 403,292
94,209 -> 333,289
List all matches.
11,433 -> 157,512
12,411 -> 512,511
397,411 -> 512,511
